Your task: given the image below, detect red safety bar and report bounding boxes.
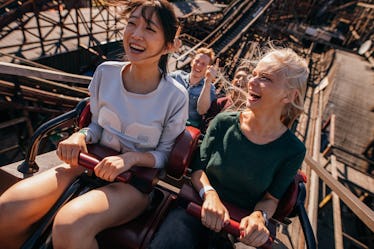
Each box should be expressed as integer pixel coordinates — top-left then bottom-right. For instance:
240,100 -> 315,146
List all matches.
186,202 -> 273,249
179,171 -> 308,249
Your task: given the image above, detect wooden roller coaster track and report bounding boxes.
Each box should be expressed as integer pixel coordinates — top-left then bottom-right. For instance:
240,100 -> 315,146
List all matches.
0,1 -> 373,247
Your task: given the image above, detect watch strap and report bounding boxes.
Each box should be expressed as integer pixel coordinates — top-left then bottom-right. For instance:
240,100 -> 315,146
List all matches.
198,185 -> 215,199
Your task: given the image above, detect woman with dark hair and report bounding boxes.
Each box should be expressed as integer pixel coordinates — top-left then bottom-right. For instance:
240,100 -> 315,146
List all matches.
0,1 -> 187,249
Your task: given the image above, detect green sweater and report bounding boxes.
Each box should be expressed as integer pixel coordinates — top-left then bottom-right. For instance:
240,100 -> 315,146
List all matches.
191,112 -> 306,210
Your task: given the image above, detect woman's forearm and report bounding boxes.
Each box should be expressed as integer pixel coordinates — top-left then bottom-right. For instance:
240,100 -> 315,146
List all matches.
253,192 -> 279,218
121,151 -> 156,168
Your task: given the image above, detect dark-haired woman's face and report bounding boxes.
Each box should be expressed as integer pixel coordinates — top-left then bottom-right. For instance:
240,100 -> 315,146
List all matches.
123,7 -> 168,65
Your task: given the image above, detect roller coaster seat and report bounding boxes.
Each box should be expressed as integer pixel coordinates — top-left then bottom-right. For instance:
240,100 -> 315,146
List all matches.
78,102 -> 201,249
94,126 -> 201,249
21,98 -> 315,249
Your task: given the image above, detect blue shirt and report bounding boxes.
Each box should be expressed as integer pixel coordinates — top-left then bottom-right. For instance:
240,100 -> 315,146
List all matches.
170,70 -> 216,126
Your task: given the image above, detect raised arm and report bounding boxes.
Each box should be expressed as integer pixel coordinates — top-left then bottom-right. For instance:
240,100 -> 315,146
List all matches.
197,59 -> 219,115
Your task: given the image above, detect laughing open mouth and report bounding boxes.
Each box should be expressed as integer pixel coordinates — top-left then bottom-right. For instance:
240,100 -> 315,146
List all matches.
129,43 -> 145,52
248,92 -> 261,101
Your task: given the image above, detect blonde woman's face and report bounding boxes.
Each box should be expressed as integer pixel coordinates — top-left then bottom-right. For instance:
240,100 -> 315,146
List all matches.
246,59 -> 291,109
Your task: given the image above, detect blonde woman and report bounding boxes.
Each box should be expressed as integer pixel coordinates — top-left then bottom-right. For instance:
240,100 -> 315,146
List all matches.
149,47 -> 309,249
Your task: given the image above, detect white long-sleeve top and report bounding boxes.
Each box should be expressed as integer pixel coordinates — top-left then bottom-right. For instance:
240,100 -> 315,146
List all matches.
85,61 -> 188,168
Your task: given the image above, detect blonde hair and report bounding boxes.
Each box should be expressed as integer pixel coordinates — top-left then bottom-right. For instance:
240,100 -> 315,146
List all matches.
220,47 -> 309,127
261,48 -> 309,127
195,47 -> 215,65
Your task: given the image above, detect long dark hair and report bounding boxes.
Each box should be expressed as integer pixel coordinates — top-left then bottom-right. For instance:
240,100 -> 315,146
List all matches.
107,0 -> 179,75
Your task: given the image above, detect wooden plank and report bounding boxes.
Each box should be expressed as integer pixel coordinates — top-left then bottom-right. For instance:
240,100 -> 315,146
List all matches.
216,0 -> 275,56
23,76 -> 88,97
327,51 -> 374,174
305,154 -> 374,232
307,91 -> 322,233
319,156 -> 374,196
330,115 -> 343,249
357,2 -> 374,9
0,117 -> 28,129
0,51 -> 65,72
0,62 -> 92,84
0,80 -> 82,107
331,155 -> 344,249
335,162 -> 374,193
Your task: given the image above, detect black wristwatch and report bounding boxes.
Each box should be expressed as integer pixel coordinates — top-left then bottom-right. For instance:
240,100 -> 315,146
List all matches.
259,210 -> 269,226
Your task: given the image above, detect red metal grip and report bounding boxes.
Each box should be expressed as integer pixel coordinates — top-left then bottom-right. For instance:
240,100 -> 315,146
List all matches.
78,152 -> 100,170
186,202 -> 240,237
78,152 -> 132,183
186,202 -> 273,249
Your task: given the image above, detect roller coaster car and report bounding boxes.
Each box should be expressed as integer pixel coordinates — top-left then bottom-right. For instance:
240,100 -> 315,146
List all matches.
19,98 -> 316,249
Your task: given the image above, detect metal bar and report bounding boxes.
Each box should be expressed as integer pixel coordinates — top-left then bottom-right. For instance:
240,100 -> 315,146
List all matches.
17,98 -> 88,174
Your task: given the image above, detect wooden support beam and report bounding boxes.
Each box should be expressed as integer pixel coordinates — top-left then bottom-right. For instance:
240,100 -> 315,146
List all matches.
357,2 -> 374,9
349,26 -> 360,40
0,62 -> 92,85
0,117 -> 29,129
329,1 -> 357,12
342,232 -> 369,249
216,0 -> 275,57
0,80 -> 82,108
0,51 -> 64,72
331,154 -> 344,249
330,114 -> 343,249
171,0 -> 256,66
308,90 -> 322,233
305,154 -> 374,232
21,76 -> 88,97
